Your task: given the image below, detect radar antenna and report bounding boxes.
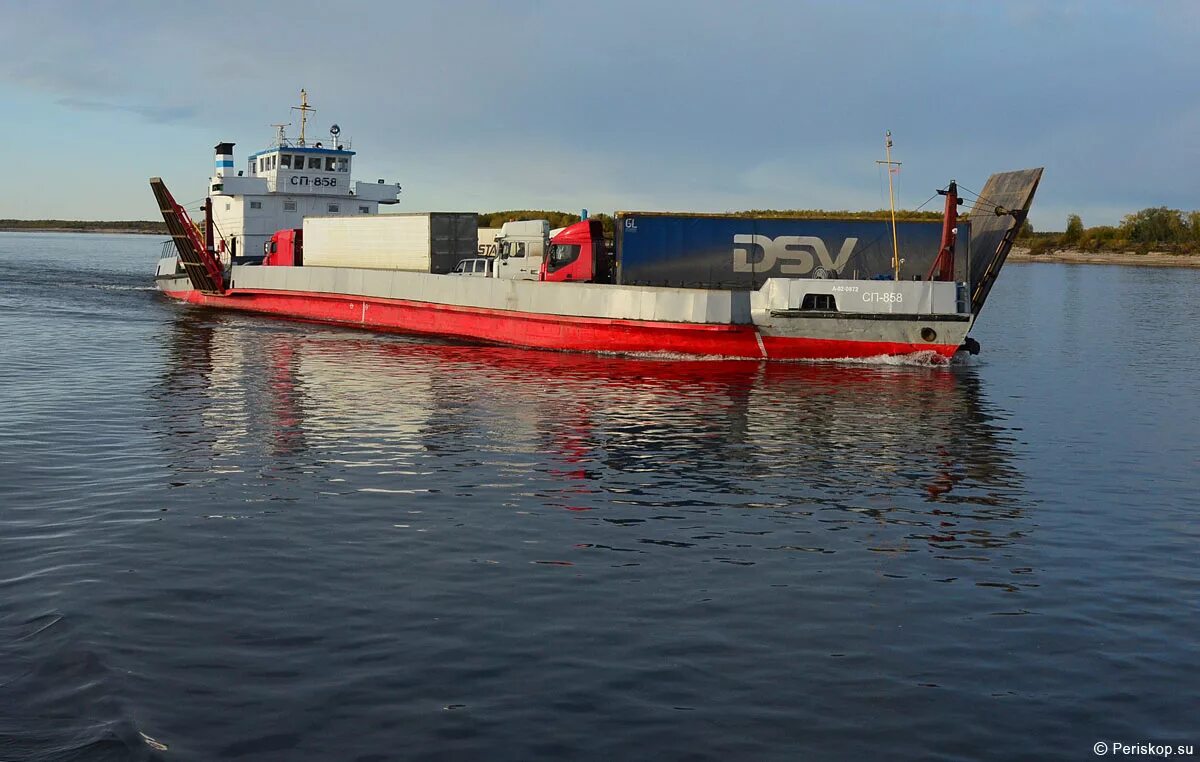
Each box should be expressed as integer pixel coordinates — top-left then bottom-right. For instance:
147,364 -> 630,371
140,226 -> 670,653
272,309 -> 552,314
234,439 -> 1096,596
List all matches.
270,122 -> 291,147
291,89 -> 316,147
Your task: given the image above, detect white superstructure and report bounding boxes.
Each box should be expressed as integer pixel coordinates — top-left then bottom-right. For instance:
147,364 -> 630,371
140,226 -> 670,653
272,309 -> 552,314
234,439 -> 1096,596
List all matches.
207,90 -> 401,260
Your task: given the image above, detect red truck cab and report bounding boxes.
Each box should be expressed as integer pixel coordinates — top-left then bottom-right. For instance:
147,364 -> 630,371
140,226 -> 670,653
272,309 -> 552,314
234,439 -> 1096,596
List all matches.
540,219 -> 610,282
264,228 -> 303,266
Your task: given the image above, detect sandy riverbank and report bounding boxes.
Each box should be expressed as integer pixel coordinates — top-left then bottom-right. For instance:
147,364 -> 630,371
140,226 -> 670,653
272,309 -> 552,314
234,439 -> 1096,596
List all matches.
1009,246 -> 1200,268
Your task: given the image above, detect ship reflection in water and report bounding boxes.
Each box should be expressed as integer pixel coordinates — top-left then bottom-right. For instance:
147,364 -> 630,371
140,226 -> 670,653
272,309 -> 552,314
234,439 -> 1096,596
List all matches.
156,310 -> 1029,582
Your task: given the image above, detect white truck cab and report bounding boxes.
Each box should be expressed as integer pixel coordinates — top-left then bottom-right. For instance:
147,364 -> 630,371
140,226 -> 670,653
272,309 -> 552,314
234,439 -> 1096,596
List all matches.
494,220 -> 550,280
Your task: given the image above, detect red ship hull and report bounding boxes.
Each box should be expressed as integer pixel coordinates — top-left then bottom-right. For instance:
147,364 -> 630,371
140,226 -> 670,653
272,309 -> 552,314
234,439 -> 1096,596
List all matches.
164,287 -> 960,361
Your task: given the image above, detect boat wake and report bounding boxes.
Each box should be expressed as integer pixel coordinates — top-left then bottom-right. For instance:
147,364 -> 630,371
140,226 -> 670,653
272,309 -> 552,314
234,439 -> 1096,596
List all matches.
815,350 -> 955,367
593,348 -> 958,367
93,284 -> 157,292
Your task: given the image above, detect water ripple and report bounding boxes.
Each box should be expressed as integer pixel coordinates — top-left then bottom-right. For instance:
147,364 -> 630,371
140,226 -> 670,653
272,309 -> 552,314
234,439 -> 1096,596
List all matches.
1,234 -> 1197,759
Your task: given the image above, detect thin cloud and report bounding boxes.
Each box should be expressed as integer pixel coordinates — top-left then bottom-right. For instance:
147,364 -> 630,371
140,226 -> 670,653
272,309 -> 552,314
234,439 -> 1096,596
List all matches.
0,1 -> 1194,226
55,97 -> 196,124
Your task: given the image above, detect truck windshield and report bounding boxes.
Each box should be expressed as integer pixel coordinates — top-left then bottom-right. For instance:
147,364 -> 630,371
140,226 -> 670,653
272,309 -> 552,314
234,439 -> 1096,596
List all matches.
550,244 -> 581,267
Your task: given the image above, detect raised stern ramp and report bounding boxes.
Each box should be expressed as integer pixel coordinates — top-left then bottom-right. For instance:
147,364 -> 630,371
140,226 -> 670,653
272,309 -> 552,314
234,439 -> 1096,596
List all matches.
149,178 -> 225,294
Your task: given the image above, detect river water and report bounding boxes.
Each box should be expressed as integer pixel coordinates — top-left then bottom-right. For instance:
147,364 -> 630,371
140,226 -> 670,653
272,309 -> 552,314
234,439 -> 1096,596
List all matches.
1,232 -> 1196,760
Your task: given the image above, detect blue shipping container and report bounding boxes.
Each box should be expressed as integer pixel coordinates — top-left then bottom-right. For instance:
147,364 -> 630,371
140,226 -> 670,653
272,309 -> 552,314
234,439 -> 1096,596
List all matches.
615,213 -> 970,289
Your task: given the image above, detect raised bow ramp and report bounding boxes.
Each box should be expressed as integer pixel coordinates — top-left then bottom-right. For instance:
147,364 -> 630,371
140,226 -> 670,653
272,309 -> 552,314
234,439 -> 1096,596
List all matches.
967,168 -> 1043,314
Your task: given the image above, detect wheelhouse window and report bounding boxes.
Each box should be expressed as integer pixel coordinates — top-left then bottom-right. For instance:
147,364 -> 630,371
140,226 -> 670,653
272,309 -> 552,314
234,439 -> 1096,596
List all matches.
280,155 -> 291,169
308,157 -> 321,170
337,158 -> 349,172
325,157 -> 337,171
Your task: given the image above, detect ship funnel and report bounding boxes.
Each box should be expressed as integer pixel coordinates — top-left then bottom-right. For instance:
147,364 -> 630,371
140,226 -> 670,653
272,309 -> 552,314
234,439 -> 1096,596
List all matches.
214,142 -> 235,177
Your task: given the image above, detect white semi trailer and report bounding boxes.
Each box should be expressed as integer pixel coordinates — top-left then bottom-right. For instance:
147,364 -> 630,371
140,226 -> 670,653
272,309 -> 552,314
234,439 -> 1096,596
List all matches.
268,215 -> 560,281
300,213 -> 477,273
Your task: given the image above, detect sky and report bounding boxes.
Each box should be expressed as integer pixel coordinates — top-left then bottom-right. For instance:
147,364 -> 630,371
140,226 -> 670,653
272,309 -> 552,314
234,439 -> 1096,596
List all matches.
0,0 -> 1197,230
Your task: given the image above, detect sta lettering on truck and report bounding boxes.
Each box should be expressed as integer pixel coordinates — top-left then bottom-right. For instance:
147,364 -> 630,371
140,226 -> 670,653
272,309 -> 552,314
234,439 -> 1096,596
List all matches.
732,235 -> 857,276
289,176 -> 337,187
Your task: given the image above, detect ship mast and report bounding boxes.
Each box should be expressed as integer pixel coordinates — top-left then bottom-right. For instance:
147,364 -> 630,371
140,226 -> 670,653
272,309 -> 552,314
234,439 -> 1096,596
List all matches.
292,89 -> 315,147
876,131 -> 902,281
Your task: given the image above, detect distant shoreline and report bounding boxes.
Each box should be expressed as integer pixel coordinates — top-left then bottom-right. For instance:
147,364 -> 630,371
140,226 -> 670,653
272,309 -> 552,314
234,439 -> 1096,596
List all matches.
0,219 -> 166,236
0,226 -> 164,235
1009,246 -> 1200,269
5,228 -> 1200,269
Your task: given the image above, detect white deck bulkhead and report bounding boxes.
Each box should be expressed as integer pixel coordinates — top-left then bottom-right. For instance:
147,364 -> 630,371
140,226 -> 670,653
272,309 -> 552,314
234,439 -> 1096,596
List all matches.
225,265 -> 964,328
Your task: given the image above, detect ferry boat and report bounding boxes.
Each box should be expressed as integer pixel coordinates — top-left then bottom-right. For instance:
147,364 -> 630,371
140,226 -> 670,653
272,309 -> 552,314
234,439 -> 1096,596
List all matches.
152,93 -> 1041,362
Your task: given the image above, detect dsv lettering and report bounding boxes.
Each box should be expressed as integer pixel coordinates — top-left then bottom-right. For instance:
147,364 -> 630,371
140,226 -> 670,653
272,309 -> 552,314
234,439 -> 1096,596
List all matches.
732,235 -> 857,275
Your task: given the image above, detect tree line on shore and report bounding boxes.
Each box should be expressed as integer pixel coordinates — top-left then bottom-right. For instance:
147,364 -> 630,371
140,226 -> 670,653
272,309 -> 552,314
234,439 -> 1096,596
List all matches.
0,219 -> 168,233
2,208 -> 945,238
478,208 -> 944,238
8,206 -> 1200,255
1019,207 -> 1200,255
